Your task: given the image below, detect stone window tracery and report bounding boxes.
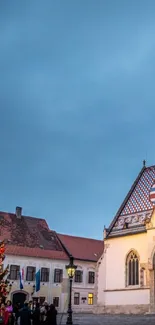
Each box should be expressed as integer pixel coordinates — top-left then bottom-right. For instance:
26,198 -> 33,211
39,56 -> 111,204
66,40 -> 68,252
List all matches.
126,251 -> 139,286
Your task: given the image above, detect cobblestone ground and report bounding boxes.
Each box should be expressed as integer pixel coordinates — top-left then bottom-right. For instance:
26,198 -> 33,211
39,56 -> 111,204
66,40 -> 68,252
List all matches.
58,313 -> 155,325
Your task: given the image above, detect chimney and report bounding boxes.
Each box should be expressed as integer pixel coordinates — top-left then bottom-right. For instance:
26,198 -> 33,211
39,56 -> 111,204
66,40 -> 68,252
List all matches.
16,206 -> 22,219
103,225 -> 107,239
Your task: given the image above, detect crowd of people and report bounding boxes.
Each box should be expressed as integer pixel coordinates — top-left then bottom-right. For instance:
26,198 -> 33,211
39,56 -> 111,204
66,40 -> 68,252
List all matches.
0,299 -> 57,325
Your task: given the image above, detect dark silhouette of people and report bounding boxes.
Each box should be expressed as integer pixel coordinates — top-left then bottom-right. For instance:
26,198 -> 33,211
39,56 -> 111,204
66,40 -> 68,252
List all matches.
46,304 -> 57,325
19,303 -> 31,325
32,303 -> 40,325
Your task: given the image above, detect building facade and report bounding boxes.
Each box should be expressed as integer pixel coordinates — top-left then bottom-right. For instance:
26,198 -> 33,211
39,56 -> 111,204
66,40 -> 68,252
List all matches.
58,234 -> 103,312
96,164 -> 155,314
0,207 -> 103,313
5,255 -> 69,313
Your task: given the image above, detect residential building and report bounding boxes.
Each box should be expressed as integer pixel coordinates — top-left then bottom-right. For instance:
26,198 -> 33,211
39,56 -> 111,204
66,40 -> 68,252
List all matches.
96,163 -> 155,314
58,233 -> 103,312
0,206 -> 103,313
1,207 -> 68,312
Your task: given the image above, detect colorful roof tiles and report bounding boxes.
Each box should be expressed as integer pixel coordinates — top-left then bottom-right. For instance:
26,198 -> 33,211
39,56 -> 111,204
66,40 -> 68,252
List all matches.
108,165 -> 155,236
120,166 -> 155,215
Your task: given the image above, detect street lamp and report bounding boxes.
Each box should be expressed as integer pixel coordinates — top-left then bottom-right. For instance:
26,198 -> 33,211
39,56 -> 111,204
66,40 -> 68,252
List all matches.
66,255 -> 77,325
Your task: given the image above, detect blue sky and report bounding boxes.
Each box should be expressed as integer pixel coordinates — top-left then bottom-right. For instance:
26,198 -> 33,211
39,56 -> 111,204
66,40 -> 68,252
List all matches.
0,1 -> 155,239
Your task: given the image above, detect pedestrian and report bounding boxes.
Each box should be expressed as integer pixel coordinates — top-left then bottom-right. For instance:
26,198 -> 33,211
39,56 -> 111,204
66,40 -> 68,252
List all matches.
0,303 -> 9,325
19,302 -> 31,325
5,301 -> 13,325
46,304 -> 57,325
32,303 -> 40,325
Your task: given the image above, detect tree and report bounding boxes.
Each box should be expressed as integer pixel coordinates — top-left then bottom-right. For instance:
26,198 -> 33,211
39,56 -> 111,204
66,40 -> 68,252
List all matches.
0,241 -> 9,302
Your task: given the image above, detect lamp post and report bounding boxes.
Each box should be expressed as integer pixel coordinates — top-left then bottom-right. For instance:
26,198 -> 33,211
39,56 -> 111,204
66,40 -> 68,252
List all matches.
66,255 -> 77,325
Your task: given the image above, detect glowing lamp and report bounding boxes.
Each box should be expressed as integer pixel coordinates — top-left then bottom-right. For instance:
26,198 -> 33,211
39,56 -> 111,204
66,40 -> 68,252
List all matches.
65,256 -> 77,325
66,256 -> 77,279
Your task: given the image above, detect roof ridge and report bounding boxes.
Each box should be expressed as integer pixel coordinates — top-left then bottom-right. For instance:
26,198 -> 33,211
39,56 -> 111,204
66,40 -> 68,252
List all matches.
107,165 -> 146,237
0,210 -> 45,221
57,233 -> 103,242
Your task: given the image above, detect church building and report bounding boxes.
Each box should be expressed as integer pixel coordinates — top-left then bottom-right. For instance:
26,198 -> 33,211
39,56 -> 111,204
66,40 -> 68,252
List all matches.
97,163 -> 155,314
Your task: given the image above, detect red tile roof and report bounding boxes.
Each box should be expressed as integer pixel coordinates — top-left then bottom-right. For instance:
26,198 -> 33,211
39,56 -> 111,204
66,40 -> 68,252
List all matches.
57,233 -> 104,262
0,211 -> 68,260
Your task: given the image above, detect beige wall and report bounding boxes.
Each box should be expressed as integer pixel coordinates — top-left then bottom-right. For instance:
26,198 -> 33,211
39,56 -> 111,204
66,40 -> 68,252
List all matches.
4,255 -> 68,313
97,229 -> 151,312
4,255 -> 98,313
105,233 -> 147,290
97,208 -> 155,314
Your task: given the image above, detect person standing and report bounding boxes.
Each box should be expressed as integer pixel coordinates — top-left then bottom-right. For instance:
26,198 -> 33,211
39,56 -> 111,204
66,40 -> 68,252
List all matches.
32,303 -> 40,325
46,304 -> 57,325
5,301 -> 13,325
0,303 -> 9,325
19,303 -> 31,325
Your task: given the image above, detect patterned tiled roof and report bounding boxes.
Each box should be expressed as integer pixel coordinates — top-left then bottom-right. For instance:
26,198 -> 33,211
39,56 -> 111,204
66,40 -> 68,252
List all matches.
0,211 -> 68,260
120,166 -> 155,215
57,233 -> 104,262
108,165 -> 155,235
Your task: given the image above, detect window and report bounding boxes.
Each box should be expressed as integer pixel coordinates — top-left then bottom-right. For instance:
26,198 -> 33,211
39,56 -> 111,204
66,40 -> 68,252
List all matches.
26,266 -> 36,281
74,270 -> 83,283
126,251 -> 139,286
88,271 -> 95,284
54,269 -> 63,283
74,293 -> 80,305
88,293 -> 93,305
9,265 -> 20,280
41,268 -> 49,282
53,297 -> 59,307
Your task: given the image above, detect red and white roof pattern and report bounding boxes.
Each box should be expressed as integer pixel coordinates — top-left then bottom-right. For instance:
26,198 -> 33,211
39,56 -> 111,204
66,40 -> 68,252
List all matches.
120,166 -> 155,216
108,165 -> 155,236
149,182 -> 155,206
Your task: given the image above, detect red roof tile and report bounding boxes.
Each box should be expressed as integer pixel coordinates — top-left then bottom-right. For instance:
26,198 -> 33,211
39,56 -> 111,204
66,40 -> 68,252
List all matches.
57,233 -> 104,262
5,245 -> 67,260
0,211 -> 68,260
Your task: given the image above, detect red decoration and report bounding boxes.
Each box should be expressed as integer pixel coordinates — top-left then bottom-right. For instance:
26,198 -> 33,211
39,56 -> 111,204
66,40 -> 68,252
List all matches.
0,241 -> 9,301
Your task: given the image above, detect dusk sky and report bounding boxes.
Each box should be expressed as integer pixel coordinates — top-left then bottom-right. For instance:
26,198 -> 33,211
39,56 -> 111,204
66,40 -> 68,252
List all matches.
1,1 -> 155,239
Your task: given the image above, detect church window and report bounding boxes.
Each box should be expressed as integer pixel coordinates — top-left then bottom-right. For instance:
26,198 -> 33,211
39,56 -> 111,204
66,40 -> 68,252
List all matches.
127,251 -> 139,286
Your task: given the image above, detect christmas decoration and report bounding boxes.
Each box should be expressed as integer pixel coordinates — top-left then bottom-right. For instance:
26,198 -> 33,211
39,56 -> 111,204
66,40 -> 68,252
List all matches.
0,240 -> 9,302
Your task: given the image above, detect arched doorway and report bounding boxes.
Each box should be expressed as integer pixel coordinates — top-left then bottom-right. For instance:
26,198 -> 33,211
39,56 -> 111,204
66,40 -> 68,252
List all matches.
12,291 -> 29,308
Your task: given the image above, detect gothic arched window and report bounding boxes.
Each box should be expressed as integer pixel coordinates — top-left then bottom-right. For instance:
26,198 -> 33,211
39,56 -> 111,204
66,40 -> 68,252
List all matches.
126,251 -> 139,286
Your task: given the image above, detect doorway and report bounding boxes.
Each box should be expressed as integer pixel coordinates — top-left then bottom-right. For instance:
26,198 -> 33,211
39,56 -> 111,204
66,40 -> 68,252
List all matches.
12,292 -> 28,308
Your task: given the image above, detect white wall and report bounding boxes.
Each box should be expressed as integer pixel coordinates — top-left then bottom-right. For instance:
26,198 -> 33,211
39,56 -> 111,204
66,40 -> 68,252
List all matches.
105,233 -> 147,290
72,260 -> 97,312
97,232 -> 149,307
105,289 -> 149,305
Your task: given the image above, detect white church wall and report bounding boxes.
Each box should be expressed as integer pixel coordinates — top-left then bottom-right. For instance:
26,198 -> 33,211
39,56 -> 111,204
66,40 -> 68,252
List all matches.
96,232 -> 150,313
105,232 -> 147,291
104,289 -> 149,305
